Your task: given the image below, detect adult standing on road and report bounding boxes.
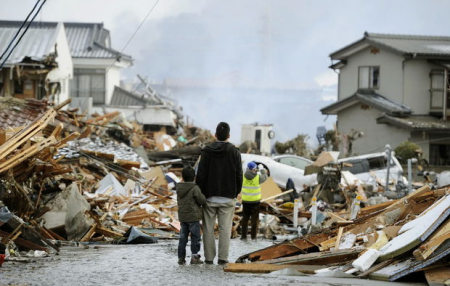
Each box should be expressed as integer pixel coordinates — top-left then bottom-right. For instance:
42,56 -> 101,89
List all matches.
196,122 -> 243,265
240,162 -> 267,241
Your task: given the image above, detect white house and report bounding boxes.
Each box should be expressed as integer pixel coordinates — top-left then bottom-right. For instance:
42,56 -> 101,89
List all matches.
0,21 -> 73,104
321,32 -> 450,165
63,22 -> 132,110
0,21 -> 132,110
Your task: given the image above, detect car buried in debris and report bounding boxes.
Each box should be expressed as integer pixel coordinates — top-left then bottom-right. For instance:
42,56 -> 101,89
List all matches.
241,154 -> 317,189
337,151 -> 407,186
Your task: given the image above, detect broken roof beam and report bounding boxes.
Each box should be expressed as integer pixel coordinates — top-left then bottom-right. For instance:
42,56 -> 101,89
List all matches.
0,108 -> 56,162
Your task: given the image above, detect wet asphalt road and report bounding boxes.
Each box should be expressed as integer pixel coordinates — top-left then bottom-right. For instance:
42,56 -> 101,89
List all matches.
0,239 -> 427,286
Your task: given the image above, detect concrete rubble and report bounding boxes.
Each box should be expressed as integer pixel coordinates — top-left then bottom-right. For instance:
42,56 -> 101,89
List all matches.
0,97 -> 449,285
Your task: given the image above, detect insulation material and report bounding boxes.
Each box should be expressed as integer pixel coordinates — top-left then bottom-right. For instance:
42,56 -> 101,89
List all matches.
95,173 -> 127,197
352,249 -> 380,272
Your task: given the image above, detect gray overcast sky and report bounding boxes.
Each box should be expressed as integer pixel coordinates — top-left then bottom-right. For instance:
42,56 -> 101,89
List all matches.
2,0 -> 450,145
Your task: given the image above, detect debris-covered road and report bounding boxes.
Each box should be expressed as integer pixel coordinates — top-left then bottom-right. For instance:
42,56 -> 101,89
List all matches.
1,239 -> 426,286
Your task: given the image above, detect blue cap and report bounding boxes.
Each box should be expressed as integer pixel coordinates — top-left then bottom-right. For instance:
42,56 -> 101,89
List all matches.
247,161 -> 257,170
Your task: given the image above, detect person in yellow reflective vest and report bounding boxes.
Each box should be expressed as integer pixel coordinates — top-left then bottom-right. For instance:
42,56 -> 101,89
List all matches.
240,161 -> 267,240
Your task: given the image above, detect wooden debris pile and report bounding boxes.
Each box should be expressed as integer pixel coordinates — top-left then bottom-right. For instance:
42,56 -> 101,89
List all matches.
230,185 -> 450,285
0,98 -> 191,258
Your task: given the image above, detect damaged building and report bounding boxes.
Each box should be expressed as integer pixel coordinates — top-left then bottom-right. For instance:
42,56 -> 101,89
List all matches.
0,21 -> 73,104
0,20 -> 133,112
321,32 -> 450,165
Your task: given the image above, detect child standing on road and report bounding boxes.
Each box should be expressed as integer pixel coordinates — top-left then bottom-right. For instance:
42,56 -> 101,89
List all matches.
176,166 -> 206,265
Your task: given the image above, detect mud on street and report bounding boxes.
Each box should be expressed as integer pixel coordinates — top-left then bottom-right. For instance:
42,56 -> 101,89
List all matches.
1,239 -> 426,286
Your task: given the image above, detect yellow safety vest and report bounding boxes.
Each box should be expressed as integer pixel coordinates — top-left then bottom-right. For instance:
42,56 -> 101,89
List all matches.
242,174 -> 261,202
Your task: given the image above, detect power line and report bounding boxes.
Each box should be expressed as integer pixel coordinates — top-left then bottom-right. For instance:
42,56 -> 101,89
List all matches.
91,0 -> 160,90
0,0 -> 47,70
0,0 -> 41,62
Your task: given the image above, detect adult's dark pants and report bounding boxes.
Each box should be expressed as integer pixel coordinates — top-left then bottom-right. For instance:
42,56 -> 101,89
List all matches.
241,202 -> 260,240
178,221 -> 201,259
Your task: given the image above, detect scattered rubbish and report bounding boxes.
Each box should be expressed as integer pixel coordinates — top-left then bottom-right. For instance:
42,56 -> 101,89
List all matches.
0,97 -> 449,286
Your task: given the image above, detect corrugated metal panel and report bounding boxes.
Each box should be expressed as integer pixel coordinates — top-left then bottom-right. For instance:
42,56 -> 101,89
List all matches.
0,21 -> 131,61
65,25 -> 118,58
64,23 -> 131,60
106,106 -> 176,126
65,24 -> 132,60
110,86 -> 146,106
0,25 -> 57,65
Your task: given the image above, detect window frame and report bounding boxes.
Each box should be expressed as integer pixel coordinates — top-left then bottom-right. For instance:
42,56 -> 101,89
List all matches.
429,69 -> 449,109
358,66 -> 380,90
70,68 -> 106,105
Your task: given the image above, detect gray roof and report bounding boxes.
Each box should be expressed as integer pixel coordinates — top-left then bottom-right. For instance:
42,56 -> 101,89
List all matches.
0,21 -> 131,61
64,22 -> 131,60
331,32 -> 450,60
321,90 -> 412,115
367,32 -> 450,56
110,86 -> 149,106
105,106 -> 177,127
0,21 -> 60,65
377,114 -> 450,132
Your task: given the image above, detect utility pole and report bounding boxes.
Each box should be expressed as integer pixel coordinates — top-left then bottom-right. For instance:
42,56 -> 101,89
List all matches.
385,144 -> 392,192
444,69 -> 448,121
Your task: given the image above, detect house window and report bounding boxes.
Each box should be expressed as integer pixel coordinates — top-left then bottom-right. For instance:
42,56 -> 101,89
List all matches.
358,66 -> 380,89
430,144 -> 450,165
429,69 -> 450,109
70,69 -> 106,105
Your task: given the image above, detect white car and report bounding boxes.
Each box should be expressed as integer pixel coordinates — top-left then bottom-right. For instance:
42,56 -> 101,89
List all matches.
241,154 -> 317,189
337,152 -> 407,186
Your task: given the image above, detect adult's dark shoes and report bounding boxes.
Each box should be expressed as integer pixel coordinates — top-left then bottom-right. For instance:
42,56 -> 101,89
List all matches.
218,259 -> 228,265
205,260 -> 214,265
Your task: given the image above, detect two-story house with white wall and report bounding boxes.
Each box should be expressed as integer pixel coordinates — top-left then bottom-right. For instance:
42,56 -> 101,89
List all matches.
64,22 -> 132,110
321,32 -> 450,165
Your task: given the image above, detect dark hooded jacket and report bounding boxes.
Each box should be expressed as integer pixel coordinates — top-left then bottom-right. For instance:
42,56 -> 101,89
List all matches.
196,141 -> 243,199
176,182 -> 206,222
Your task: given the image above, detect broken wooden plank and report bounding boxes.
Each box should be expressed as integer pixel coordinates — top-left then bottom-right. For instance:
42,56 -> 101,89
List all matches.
256,248 -> 362,266
424,266 -> 450,286
334,227 -> 344,250
0,230 -> 47,251
357,259 -> 394,278
413,219 -> 450,261
116,159 -> 141,170
148,218 -> 179,233
237,231 -> 335,262
95,227 -> 124,238
319,236 -> 338,252
80,224 -> 97,242
43,227 -> 65,241
54,98 -> 71,111
224,263 -> 325,274
1,223 -> 23,244
378,195 -> 450,261
261,189 -> 293,203
25,225 -> 60,252
0,108 -> 56,162
0,136 -> 57,173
